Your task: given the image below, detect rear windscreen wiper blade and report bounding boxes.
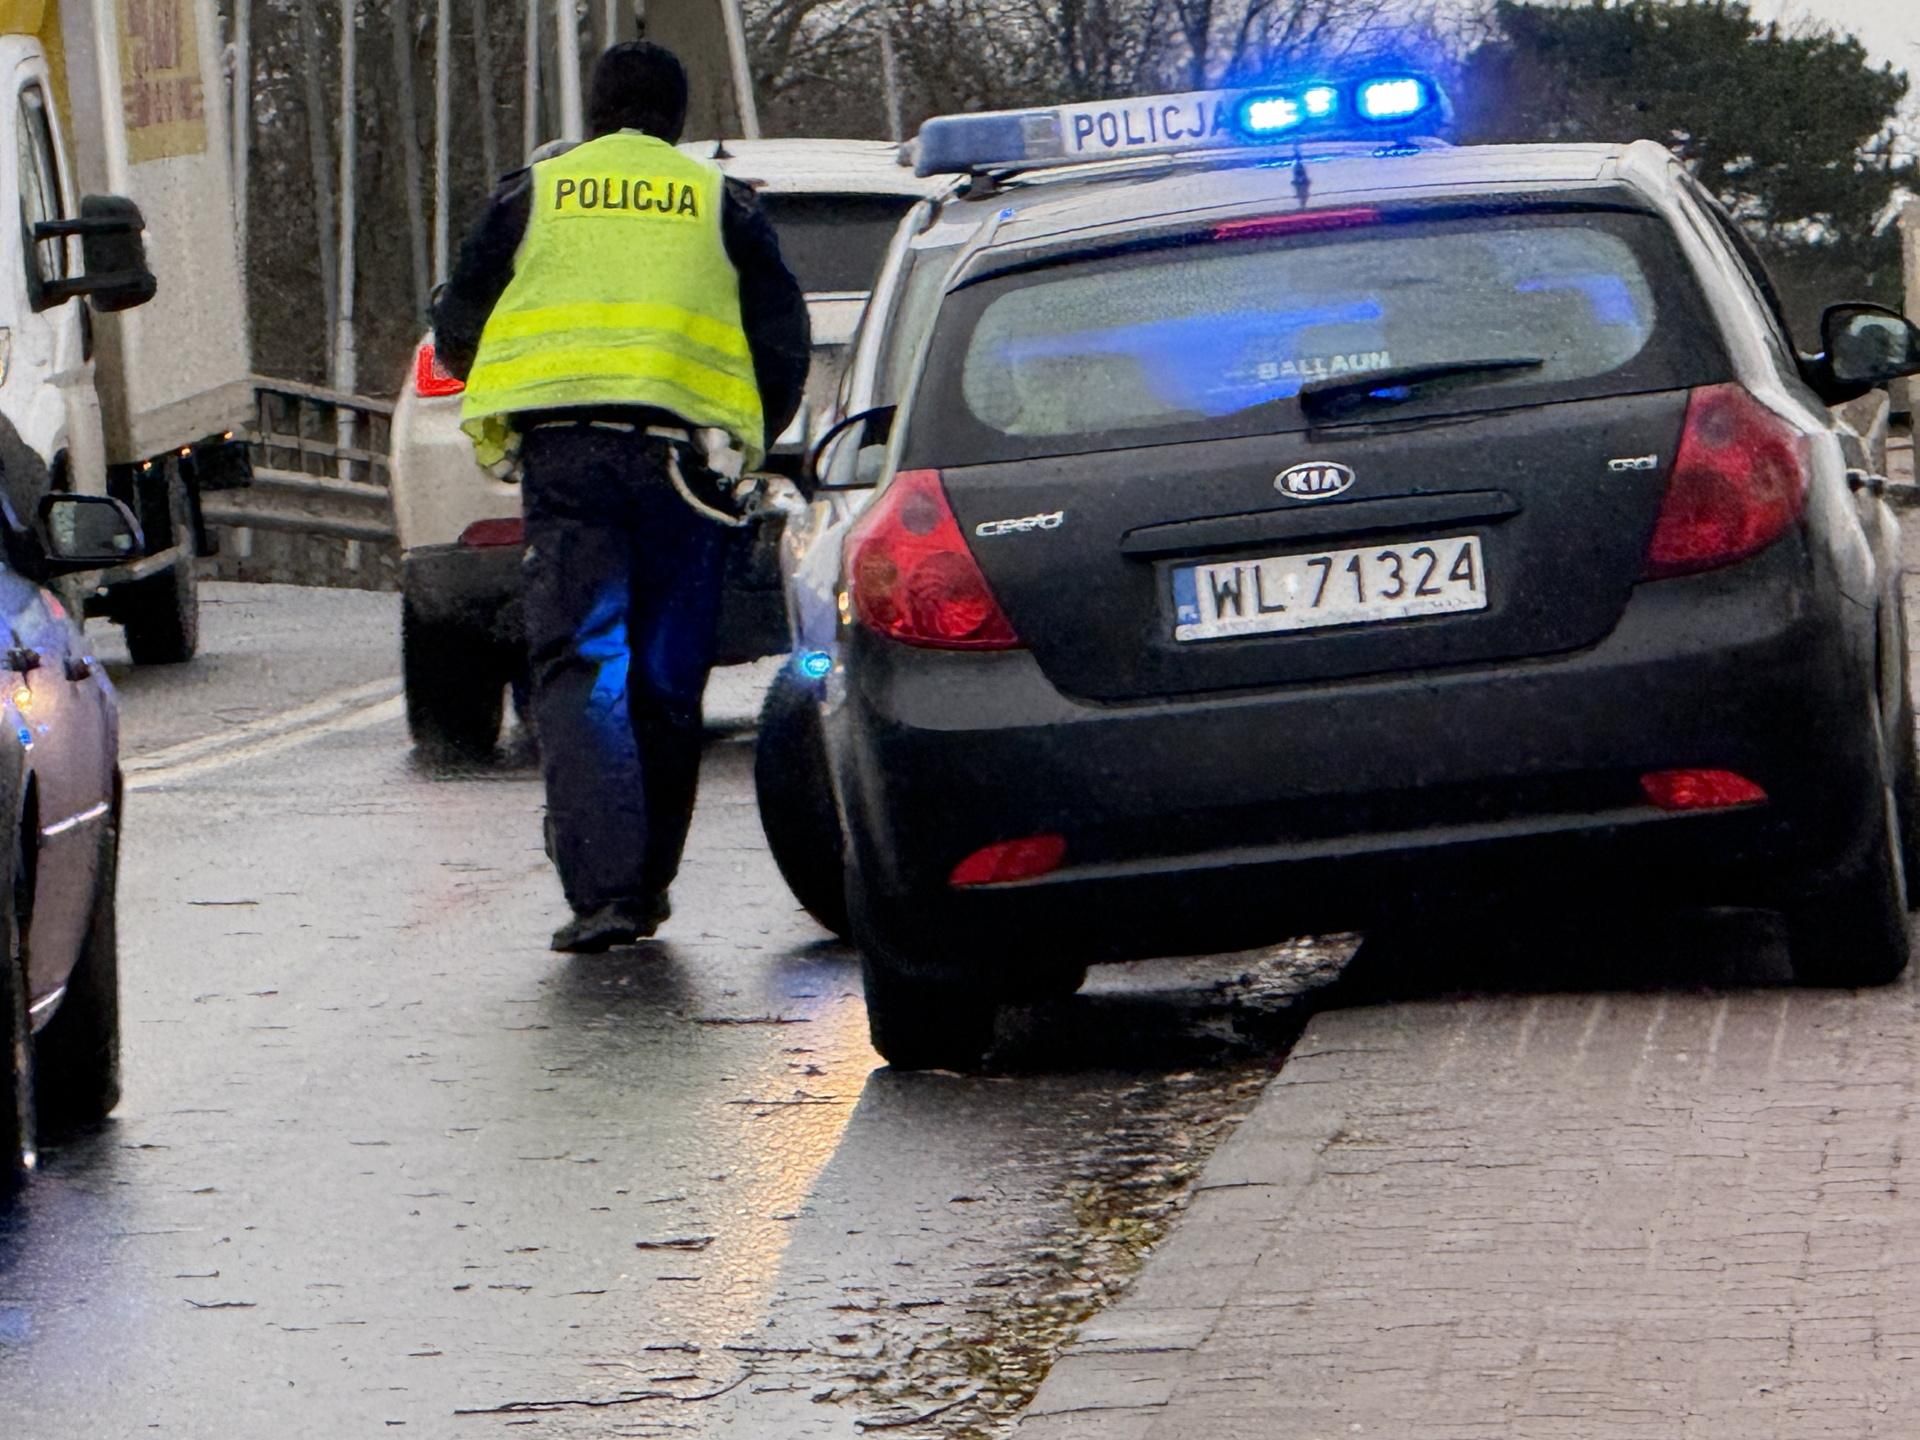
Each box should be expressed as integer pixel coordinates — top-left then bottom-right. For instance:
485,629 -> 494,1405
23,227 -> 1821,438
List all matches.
1298,357 -> 1546,419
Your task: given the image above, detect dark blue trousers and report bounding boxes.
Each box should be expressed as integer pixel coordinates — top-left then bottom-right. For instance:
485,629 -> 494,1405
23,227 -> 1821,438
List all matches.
519,425 -> 730,914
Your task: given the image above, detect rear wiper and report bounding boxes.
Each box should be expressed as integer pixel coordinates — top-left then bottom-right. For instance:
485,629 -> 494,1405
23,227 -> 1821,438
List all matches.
1298,357 -> 1546,419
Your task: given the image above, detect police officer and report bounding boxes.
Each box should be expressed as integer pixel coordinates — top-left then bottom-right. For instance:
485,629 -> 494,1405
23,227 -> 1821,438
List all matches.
433,42 -> 809,952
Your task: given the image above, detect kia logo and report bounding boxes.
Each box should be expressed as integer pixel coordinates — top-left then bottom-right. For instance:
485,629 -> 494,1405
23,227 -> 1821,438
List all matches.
1276,461 -> 1355,501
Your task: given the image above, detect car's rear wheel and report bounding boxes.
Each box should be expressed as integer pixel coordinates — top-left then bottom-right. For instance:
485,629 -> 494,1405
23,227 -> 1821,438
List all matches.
849,875 -> 997,1071
1786,781 -> 1911,988
754,668 -> 849,939
403,594 -> 505,760
120,460 -> 200,666
1,843 -> 34,1206
33,803 -> 121,1136
1891,682 -> 1920,905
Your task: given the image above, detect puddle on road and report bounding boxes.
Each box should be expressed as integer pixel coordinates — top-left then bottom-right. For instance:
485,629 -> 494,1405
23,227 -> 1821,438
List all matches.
663,935 -> 1356,1440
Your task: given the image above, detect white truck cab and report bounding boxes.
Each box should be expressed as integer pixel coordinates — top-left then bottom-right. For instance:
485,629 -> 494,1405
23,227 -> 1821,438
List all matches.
0,0 -> 254,664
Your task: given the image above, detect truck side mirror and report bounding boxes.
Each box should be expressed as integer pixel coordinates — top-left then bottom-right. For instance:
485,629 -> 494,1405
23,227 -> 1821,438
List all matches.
35,494 -> 143,572
35,195 -> 156,313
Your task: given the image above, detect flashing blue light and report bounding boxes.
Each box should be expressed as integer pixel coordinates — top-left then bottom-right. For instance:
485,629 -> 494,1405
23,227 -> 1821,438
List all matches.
797,650 -> 833,680
1356,76 -> 1431,123
1239,94 -> 1303,136
1303,85 -> 1338,119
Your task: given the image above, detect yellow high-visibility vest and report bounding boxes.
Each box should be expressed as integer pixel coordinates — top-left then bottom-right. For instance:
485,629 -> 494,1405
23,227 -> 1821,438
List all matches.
461,132 -> 765,468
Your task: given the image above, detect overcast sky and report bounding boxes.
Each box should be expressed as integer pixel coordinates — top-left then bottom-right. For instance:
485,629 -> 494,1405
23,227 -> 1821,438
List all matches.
1752,0 -> 1918,71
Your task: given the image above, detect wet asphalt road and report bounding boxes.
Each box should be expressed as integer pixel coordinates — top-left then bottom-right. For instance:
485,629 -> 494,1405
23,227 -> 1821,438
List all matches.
0,583 -> 1338,1438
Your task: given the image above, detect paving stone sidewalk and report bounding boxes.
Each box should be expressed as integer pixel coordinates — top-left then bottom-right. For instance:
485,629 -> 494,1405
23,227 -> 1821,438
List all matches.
1017,961 -> 1920,1438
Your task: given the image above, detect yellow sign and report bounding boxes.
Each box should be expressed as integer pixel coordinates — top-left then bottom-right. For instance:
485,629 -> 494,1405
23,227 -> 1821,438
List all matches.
119,0 -> 205,162
0,0 -> 47,33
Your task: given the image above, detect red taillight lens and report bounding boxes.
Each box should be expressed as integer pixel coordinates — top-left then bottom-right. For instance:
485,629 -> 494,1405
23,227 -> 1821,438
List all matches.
1640,768 -> 1768,812
414,340 -> 465,398
459,517 -> 524,547
1643,384 -> 1809,580
845,468 -> 1020,649
949,834 -> 1067,888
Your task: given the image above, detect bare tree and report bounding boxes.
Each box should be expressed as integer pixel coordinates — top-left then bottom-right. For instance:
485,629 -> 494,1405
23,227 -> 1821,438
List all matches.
391,0 -> 432,316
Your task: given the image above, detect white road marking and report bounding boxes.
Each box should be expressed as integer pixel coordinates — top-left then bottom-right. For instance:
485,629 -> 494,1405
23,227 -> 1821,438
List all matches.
125,680 -> 405,791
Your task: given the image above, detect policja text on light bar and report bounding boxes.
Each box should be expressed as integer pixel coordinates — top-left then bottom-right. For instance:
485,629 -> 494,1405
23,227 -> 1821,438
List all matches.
906,74 -> 1449,177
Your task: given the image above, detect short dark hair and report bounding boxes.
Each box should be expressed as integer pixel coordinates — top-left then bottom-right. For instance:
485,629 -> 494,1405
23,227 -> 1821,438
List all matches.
588,42 -> 689,141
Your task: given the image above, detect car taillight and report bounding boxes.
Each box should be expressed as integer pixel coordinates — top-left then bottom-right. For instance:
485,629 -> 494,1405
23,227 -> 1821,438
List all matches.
1643,383 -> 1809,580
460,517 -> 524,547
844,468 -> 1020,649
414,340 -> 465,398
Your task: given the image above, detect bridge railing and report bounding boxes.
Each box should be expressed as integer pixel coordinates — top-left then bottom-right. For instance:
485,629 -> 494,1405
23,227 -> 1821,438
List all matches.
200,379 -> 400,588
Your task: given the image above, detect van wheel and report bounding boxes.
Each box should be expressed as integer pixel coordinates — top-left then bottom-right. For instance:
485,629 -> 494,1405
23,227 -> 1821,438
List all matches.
1,846 -> 34,1206
754,668 -> 849,939
1787,782 -> 1911,987
402,595 -> 504,761
120,462 -> 200,665
850,874 -> 996,1071
33,807 -> 121,1136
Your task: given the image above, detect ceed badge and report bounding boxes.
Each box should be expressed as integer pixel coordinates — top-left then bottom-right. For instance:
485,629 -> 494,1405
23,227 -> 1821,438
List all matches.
1276,461 -> 1355,501
975,510 -> 1065,538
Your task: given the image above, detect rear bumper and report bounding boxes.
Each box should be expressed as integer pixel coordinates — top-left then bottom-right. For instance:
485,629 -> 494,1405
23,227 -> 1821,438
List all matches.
404,543 -> 524,648
832,555 -> 1884,968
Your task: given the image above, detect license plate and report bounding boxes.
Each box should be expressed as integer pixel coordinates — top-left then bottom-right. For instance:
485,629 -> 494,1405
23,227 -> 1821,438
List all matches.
1173,536 -> 1487,642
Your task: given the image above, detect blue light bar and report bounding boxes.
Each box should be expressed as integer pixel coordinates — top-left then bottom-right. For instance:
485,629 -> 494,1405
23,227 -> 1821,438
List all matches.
909,74 -> 1450,176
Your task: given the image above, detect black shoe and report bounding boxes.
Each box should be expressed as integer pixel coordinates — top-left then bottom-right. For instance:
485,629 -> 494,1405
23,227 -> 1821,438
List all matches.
550,894 -> 671,954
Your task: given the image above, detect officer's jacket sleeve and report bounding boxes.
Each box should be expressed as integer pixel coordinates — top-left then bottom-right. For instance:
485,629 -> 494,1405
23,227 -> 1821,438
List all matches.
432,170 -> 534,381
721,178 -> 811,448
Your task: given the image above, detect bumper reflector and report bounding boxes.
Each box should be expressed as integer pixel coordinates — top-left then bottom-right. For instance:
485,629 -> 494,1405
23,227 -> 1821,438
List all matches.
1640,769 -> 1767,812
459,517 -> 525,548
949,834 -> 1068,888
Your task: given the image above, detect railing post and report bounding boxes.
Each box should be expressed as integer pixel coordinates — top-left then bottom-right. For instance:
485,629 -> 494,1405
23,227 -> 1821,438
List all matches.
1901,200 -> 1920,419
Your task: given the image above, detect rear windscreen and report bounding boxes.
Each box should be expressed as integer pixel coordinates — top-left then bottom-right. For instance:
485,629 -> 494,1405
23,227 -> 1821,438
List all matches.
910,209 -> 1729,464
760,193 -> 919,295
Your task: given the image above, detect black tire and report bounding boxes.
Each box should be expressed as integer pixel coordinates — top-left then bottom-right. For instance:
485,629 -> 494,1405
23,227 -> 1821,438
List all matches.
850,874 -> 997,1071
1892,682 -> 1920,905
32,807 -> 120,1136
402,593 -> 505,761
754,669 -> 849,938
1787,784 -> 1912,988
120,461 -> 200,666
1,845 -> 34,1207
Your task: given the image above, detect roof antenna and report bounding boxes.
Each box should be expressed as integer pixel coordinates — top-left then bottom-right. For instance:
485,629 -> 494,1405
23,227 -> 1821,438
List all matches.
712,137 -> 732,161
1291,141 -> 1311,208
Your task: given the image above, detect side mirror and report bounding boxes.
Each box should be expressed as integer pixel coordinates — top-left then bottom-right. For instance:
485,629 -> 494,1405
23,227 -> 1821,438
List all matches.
1816,302 -> 1920,398
35,195 -> 156,312
36,494 -> 143,573
807,404 -> 898,492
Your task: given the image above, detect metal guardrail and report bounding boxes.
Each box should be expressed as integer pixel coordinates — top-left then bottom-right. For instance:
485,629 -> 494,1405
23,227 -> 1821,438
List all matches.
203,379 -> 399,543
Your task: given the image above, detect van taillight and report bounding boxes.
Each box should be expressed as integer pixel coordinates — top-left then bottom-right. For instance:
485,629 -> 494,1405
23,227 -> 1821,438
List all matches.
1643,384 -> 1809,580
414,341 -> 465,398
844,469 -> 1020,649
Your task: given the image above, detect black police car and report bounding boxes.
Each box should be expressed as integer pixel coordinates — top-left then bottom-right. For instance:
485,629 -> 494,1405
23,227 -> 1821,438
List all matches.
824,78 -> 1920,1069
